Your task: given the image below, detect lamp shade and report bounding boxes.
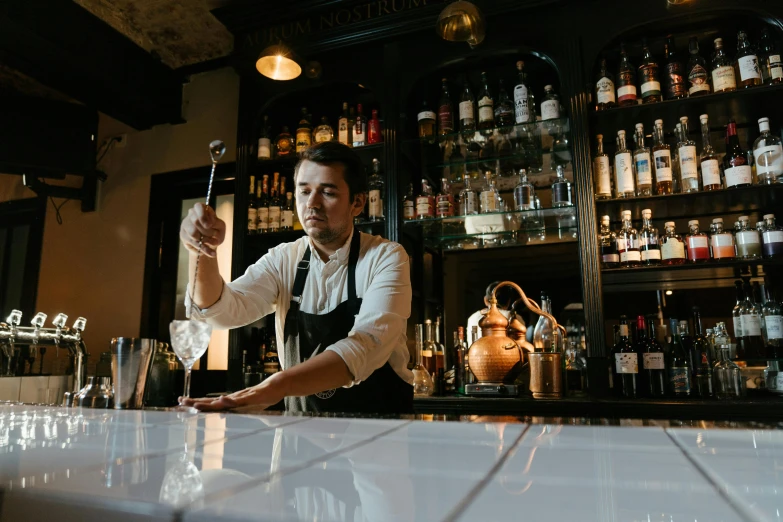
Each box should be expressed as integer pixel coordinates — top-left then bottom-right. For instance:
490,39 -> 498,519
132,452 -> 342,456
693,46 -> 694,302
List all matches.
255,43 -> 302,81
436,0 -> 485,47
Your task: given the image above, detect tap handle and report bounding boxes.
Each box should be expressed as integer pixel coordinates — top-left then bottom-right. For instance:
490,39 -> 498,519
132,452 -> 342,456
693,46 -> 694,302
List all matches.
6,310 -> 22,326
31,312 -> 47,329
73,317 -> 87,332
52,313 -> 68,329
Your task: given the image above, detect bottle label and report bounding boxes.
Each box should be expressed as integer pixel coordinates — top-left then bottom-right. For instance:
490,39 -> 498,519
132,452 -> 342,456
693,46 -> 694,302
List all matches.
738,54 -> 761,81
711,233 -> 735,248
620,250 -> 642,262
462,192 -> 477,214
616,238 -> 627,251
643,352 -> 665,370
602,252 -> 620,263
258,138 -> 271,159
712,65 -> 736,91
725,165 -> 752,187
480,190 -> 498,212
641,248 -> 661,261
418,111 -> 436,122
354,122 -> 366,145
617,83 -> 637,103
369,189 -> 383,218
766,315 -> 783,340
733,316 -> 743,338
552,183 -> 570,205
688,64 -> 710,94
669,367 -> 691,393
438,105 -> 453,133
764,230 -> 783,245
478,96 -> 494,122
678,145 -> 698,180
296,130 -> 312,153
754,145 -> 783,176
257,208 -> 269,231
737,230 -> 761,245
661,237 -> 686,260
514,84 -> 530,123
541,99 -> 559,120
248,208 -> 258,231
615,353 -> 638,374
742,314 -> 762,337
594,156 -> 612,196
596,77 -> 616,104
436,194 -> 454,217
614,152 -> 635,194
701,159 -> 721,186
666,62 -> 687,98
640,79 -> 661,98
281,210 -> 293,228
772,55 -> 783,80
634,152 -> 652,186
459,101 -> 474,121
338,118 -> 349,144
415,196 -> 434,217
403,200 -> 415,219
314,130 -> 332,143
688,236 -> 708,249
653,149 -> 673,182
268,207 -> 281,229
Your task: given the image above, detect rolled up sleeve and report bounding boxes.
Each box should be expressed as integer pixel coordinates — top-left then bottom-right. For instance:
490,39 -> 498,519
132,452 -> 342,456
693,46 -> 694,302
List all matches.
326,244 -> 412,385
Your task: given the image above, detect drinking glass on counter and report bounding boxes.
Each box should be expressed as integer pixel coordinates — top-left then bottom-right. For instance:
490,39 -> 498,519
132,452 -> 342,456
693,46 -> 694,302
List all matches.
169,320 -> 212,402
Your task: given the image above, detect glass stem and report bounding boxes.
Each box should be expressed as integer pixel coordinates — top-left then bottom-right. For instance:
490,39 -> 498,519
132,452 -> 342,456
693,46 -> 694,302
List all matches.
184,368 -> 192,399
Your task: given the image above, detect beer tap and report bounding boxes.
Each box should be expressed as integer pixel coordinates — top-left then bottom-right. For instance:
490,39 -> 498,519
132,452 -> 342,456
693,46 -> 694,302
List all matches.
29,313 -> 47,375
4,310 -> 22,376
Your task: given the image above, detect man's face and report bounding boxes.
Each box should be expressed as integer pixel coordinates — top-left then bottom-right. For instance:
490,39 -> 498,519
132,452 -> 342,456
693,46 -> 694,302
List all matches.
295,160 -> 365,244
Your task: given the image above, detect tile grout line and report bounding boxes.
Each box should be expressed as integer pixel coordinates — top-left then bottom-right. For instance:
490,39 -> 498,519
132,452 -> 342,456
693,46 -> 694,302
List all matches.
178,419 -> 417,515
663,429 -> 762,522
440,424 -> 532,522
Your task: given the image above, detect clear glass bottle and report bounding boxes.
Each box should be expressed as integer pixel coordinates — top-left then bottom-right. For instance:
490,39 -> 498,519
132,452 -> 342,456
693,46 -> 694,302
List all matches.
367,158 -> 384,221
436,177 -> 455,218
758,27 -> 783,85
714,322 -> 733,360
678,116 -> 700,193
618,210 -> 642,267
614,130 -> 635,198
551,164 -> 573,207
477,72 -> 494,131
669,318 -> 692,397
714,345 -> 743,399
514,61 -> 533,124
412,324 -> 434,397
763,214 -> 783,258
711,38 -> 737,93
617,42 -> 638,107
633,123 -> 653,196
494,80 -> 515,128
639,38 -> 662,104
753,117 -> 783,184
763,283 -> 783,354
480,171 -> 500,214
723,120 -> 753,188
595,56 -> 617,110
402,183 -> 416,221
417,100 -> 436,143
639,208 -> 661,265
533,294 -> 556,352
353,104 -> 367,147
699,114 -> 722,191
732,280 -> 745,352
691,306 -> 714,398
459,178 -> 478,215
664,35 -> 688,100
652,119 -> 673,194
258,115 -> 272,160
314,116 -> 334,143
741,280 -> 765,360
710,218 -> 736,260
438,78 -> 454,136
514,168 -> 535,210
686,219 -> 710,262
415,180 -> 435,220
735,216 -> 762,259
593,134 -> 612,200
736,30 -> 762,88
686,36 -> 711,96
600,215 -> 619,269
612,315 -> 639,398
541,85 -> 561,121
660,221 -> 686,265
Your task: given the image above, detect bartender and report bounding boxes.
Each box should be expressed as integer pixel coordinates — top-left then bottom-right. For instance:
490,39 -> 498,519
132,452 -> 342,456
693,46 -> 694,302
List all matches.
179,142 -> 413,413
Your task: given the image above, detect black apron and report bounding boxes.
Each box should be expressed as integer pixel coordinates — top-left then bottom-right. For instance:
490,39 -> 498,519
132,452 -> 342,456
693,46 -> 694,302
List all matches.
282,230 -> 413,414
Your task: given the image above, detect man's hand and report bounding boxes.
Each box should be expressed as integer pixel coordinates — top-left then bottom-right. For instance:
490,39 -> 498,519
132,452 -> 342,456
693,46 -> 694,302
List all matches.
180,202 -> 226,258
180,372 -> 287,412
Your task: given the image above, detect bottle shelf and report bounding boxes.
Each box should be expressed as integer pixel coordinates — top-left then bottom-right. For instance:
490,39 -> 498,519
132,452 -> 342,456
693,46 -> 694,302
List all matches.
354,218 -> 385,226
408,117 -> 570,145
245,230 -> 306,240
255,142 -> 385,167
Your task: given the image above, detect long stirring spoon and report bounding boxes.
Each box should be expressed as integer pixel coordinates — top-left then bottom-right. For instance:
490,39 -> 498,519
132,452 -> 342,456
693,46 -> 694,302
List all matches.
190,140 -> 226,317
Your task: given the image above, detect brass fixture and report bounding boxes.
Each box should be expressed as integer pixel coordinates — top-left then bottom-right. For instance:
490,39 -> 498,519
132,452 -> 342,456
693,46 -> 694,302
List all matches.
256,43 -> 302,81
435,0 -> 485,48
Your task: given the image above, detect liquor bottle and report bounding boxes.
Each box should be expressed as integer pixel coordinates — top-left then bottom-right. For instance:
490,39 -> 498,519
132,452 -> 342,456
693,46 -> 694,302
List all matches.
459,81 -> 476,134
639,38 -> 662,104
338,102 -> 351,146
551,164 -> 572,207
651,120 -> 673,194
412,324 -> 434,397
660,221 -> 686,265
348,106 -> 356,144
698,114 -> 721,191
420,320 -> 436,375
436,178 -> 455,218
367,158 -> 384,221
418,100 -> 436,143
686,219 -> 710,262
257,175 -> 269,233
514,61 -> 532,124
480,171 -> 499,213
753,117 -> 783,184
477,72 -> 494,131
258,115 -> 272,160
599,215 -> 619,269
639,209 -> 661,265
736,30 -> 762,88
618,210 -> 641,267
732,280 -> 746,356
247,175 -> 257,235
275,126 -> 294,157
641,317 -> 666,397
541,85 -> 561,121
763,214 -> 783,258
723,120 -> 753,188
564,341 -> 587,396
281,192 -> 294,231
664,35 -> 688,100
452,329 -> 464,394
415,180 -> 435,220
669,318 -> 692,396
612,315 -> 639,398
759,27 -> 783,85
714,344 -> 743,399
402,183 -> 416,221
614,130 -> 635,198
691,307 -> 714,397
763,283 -> 783,356
296,108 -> 313,153
686,36 -> 711,96
314,116 -> 334,143
494,79 -> 515,128
735,216 -> 762,259
617,43 -> 638,107
459,178 -> 478,215
263,339 -> 280,378
632,123 -> 653,196
533,294 -> 556,352
353,104 -> 367,147
438,78 -> 454,135
710,218 -> 736,260
595,56 -> 617,110
677,116 -> 700,193
268,172 -> 281,232
593,134 -> 612,200
367,109 -> 383,144
711,38 -> 737,93
741,280 -> 765,360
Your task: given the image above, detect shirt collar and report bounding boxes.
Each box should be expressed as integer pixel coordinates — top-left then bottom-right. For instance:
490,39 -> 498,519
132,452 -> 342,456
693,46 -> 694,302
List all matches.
307,227 -> 354,265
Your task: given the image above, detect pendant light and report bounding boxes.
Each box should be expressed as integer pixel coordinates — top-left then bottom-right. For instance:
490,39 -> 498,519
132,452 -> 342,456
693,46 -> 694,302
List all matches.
435,0 -> 485,48
255,43 -> 302,81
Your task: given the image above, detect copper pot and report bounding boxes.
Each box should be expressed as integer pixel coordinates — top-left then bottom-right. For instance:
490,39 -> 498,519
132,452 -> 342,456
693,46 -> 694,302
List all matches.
508,313 -> 534,357
467,297 -> 523,383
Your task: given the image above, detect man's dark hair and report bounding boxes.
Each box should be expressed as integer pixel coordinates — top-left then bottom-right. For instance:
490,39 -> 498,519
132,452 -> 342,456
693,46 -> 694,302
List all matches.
294,142 -> 367,199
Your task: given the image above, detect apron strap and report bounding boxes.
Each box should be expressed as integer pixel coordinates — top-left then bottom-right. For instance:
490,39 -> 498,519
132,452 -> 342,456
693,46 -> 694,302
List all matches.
347,229 -> 361,305
291,246 -> 312,304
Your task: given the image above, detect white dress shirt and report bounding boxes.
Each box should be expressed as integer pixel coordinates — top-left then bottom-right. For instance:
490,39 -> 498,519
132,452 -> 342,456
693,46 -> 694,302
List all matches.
187,230 -> 413,386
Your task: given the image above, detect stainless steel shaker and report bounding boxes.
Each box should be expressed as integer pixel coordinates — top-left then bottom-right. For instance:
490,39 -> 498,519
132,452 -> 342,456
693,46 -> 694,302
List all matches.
111,338 -> 157,409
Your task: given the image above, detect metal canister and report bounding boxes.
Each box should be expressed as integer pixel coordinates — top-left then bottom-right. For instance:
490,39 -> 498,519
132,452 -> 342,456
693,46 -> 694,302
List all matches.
528,352 -> 563,399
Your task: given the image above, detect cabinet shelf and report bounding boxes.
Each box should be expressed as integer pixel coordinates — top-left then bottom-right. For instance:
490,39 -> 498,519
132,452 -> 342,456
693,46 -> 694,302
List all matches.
255,143 -> 385,168
406,117 -> 570,144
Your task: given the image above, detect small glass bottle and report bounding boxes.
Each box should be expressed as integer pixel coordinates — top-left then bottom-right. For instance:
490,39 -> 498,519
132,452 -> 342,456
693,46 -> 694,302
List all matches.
257,115 -> 272,160
415,180 -> 435,220
617,42 -> 639,107
459,81 -> 476,134
736,30 -> 762,88
711,38 -> 737,93
763,285 -> 783,355
438,78 -> 454,136
735,216 -> 762,259
480,171 -> 500,213
494,80 -> 515,128
678,116 -> 700,193
691,306 -> 714,398
353,104 -> 367,147
541,85 -> 561,121
686,219 -> 710,262
402,183 -> 416,221
633,123 -> 653,196
639,209 -> 661,266
533,294 -> 557,352
600,215 -> 619,269
514,169 -> 535,211
699,113 -> 722,191
753,117 -> 783,184
710,218 -> 736,260
652,119 -> 673,194
314,116 -> 334,142
664,35 -> 688,100
639,38 -> 663,104
367,109 -> 383,144
513,61 -> 533,124
686,36 -> 711,96
367,158 -> 384,221
476,72 -> 495,131
723,120 -> 753,189
551,164 -> 573,207
595,56 -> 617,110
593,135 -> 613,201
417,100 -> 436,143
660,221 -> 686,265
412,324 -> 434,397
618,210 -> 642,268
459,178 -> 478,215
436,178 -> 455,218
763,214 -> 783,258
713,345 -> 743,399
614,130 -> 635,198
759,27 -> 783,85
